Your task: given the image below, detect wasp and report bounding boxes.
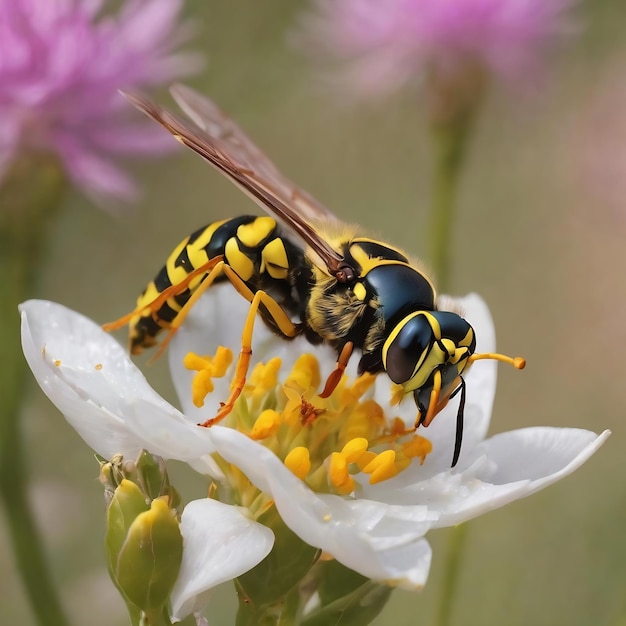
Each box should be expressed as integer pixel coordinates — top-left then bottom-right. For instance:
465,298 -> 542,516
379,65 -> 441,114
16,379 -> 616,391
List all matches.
106,85 -> 525,466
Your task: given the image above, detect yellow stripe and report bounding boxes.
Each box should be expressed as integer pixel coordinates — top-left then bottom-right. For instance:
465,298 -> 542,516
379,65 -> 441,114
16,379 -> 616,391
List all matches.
237,216 -> 276,247
262,237 -> 289,280
225,238 -> 254,281
353,282 -> 367,301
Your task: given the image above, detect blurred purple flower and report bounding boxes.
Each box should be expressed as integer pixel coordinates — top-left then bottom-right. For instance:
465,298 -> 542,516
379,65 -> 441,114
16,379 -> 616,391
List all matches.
297,0 -> 575,99
0,0 -> 203,203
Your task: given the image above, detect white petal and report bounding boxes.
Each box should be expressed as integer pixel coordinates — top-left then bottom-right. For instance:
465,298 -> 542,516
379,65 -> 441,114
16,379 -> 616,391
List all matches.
472,426 -> 611,486
168,284 -> 337,420
171,499 -> 274,620
20,300 -> 212,462
360,428 -> 609,528
209,427 -> 435,588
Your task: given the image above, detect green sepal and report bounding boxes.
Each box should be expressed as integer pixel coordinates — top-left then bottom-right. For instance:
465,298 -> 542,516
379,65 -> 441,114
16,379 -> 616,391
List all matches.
115,497 -> 183,612
236,505 -> 320,607
302,561 -> 392,626
135,451 -> 184,517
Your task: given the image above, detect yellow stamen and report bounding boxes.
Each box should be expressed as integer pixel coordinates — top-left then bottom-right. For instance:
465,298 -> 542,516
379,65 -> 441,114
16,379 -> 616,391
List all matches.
390,383 -> 404,406
284,354 -> 321,392
328,452 -> 355,494
191,370 -> 215,408
185,348 -> 234,408
284,447 -> 311,480
363,450 -> 399,484
184,347 -> 233,374
354,451 -> 377,471
339,399 -> 385,443
250,409 -> 281,440
388,417 -> 412,437
347,372 -> 376,400
341,438 -> 369,463
248,357 -> 282,396
402,435 -> 433,465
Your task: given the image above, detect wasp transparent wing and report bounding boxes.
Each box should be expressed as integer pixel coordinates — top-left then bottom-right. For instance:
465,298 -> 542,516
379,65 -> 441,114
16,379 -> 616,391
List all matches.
122,90 -> 344,275
170,84 -> 338,227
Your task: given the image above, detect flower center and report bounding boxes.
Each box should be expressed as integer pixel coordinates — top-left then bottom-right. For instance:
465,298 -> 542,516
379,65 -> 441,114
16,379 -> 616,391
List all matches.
185,349 -> 432,499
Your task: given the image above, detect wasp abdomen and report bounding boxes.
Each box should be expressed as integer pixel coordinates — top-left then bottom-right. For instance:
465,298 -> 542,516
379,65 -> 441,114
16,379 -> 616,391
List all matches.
128,215 -> 298,353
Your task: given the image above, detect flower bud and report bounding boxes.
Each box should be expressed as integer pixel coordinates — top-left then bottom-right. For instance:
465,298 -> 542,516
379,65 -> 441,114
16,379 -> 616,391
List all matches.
103,455 -> 184,614
113,496 -> 183,612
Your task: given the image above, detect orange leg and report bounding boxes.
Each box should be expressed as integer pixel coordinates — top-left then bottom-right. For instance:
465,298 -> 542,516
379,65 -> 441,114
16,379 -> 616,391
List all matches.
319,341 -> 354,398
200,287 -> 299,427
102,256 -> 225,332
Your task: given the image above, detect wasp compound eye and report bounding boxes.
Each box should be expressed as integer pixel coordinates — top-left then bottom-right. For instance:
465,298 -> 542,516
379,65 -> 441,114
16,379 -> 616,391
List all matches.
383,314 -> 434,385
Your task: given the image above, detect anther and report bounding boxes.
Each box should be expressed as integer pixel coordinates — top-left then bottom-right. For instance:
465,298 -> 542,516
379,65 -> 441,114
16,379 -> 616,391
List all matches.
402,435 -> 432,465
250,409 -> 281,440
363,450 -> 399,484
284,447 -> 311,480
328,452 -> 355,494
341,438 -> 369,463
285,353 -> 321,392
191,370 -> 215,408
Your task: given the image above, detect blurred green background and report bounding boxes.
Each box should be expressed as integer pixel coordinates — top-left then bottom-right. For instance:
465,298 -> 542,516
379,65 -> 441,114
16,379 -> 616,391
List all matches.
2,0 -> 625,624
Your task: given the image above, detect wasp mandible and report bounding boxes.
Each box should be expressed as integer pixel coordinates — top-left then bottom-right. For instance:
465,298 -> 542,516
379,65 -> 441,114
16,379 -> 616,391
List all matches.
105,85 -> 525,466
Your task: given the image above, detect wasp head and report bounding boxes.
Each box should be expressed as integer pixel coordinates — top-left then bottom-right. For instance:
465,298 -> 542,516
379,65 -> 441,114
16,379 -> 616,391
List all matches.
382,309 -> 525,466
382,310 -> 476,427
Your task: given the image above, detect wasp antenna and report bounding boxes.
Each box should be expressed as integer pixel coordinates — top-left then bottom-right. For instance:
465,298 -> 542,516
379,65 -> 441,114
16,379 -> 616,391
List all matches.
468,352 -> 526,370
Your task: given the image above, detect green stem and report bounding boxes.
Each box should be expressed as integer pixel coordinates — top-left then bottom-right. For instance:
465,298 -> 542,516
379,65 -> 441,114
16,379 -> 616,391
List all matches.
426,80 -> 481,626
141,606 -> 174,626
234,587 -> 299,626
427,113 -> 474,293
435,523 -> 469,626
0,155 -> 69,626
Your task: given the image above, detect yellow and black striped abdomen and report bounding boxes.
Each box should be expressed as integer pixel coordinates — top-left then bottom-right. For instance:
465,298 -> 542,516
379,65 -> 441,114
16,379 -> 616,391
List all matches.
128,215 -> 302,353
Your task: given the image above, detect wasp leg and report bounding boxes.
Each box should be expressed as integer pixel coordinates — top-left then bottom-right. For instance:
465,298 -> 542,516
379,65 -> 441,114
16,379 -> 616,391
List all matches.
102,256 -> 225,333
149,258 -> 301,361
319,341 -> 354,398
200,279 -> 299,427
149,259 -> 235,361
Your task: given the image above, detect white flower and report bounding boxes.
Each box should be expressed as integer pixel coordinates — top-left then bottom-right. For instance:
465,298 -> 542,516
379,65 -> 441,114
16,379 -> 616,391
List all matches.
20,288 -> 609,599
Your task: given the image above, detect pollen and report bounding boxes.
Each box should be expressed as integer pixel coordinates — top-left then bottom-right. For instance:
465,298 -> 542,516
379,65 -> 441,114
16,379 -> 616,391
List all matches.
285,446 -> 311,480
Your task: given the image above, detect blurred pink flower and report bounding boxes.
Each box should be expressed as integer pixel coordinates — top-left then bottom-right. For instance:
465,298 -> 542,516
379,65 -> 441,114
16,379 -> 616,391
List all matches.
297,0 -> 575,99
0,0 -> 203,203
